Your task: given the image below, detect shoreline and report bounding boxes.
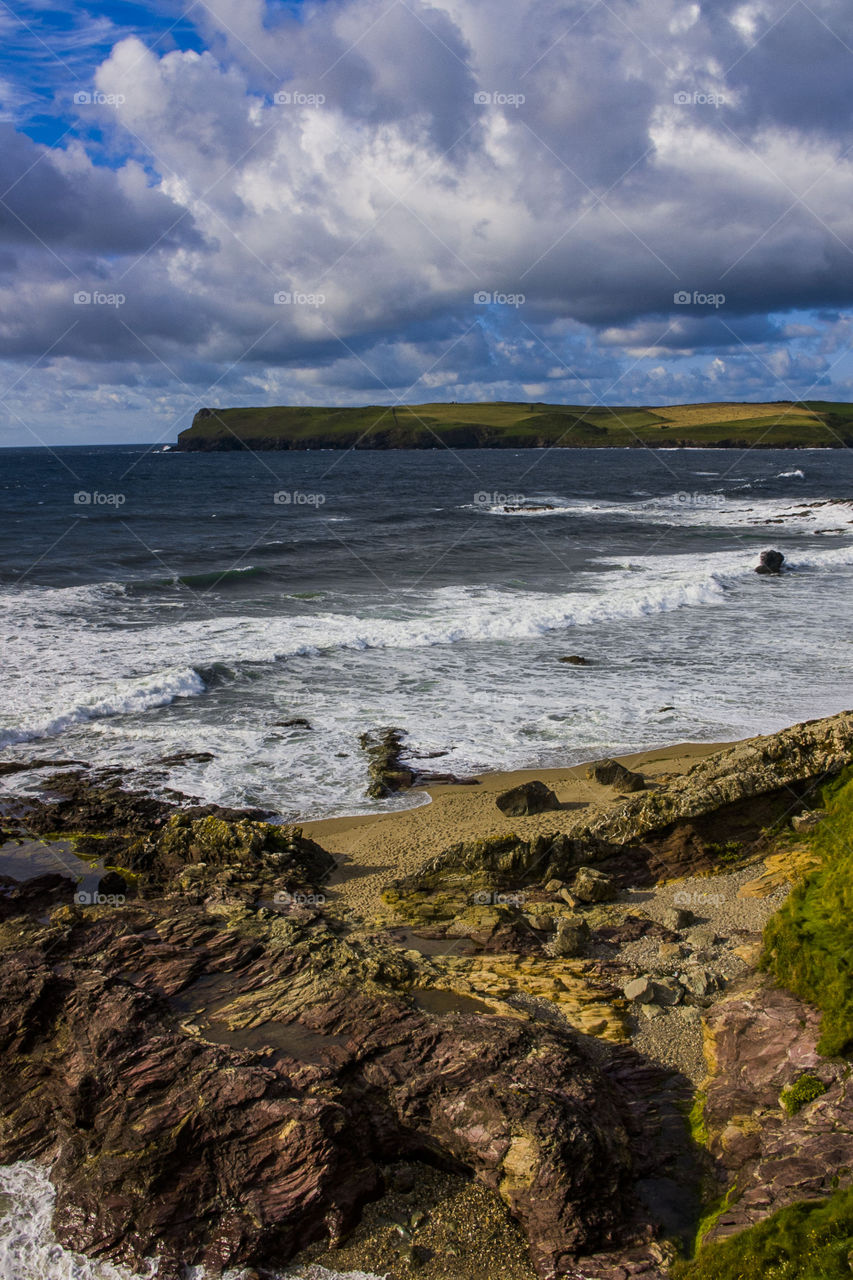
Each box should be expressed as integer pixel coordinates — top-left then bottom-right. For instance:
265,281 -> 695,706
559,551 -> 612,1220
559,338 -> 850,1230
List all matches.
302,738 -> 734,919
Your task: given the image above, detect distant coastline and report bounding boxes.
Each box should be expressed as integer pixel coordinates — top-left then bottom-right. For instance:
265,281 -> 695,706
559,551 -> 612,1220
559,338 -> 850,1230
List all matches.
176,399 -> 853,451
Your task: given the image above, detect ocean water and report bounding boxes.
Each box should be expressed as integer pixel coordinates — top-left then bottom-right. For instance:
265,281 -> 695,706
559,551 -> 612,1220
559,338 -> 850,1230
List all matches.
1,444 -> 852,819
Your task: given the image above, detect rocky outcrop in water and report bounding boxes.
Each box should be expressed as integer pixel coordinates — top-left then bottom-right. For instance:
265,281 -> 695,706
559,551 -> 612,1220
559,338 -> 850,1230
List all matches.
755,549 -> 785,574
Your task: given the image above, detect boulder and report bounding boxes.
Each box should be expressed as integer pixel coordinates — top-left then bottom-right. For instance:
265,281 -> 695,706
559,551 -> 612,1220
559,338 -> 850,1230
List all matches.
623,976 -> 656,1004
686,925 -> 719,950
661,907 -> 693,932
653,979 -> 683,1007
559,655 -> 589,666
553,918 -> 591,957
586,759 -> 646,792
545,878 -> 566,894
572,866 -> 617,903
791,809 -> 826,832
679,966 -> 721,998
495,780 -> 560,817
755,549 -> 785,575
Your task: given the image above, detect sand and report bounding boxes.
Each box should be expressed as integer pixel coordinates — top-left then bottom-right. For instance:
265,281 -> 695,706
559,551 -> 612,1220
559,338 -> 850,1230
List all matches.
303,740 -> 732,917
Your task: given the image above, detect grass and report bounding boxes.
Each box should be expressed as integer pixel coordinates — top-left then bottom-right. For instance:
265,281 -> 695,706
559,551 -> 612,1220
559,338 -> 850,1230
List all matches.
670,1188 -> 853,1280
762,769 -> 853,1057
176,400 -> 853,450
780,1073 -> 827,1117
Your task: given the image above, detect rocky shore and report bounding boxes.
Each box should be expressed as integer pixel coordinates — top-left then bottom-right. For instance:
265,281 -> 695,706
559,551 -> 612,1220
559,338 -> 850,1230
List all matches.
1,712 -> 852,1279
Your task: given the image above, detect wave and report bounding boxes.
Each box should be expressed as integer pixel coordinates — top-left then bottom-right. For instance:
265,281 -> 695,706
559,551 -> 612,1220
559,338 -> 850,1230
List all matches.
0,668 -> 205,749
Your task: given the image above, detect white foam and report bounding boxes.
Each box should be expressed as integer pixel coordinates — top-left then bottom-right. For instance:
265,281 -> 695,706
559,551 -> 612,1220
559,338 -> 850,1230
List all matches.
0,668 -> 205,749
0,1162 -> 154,1280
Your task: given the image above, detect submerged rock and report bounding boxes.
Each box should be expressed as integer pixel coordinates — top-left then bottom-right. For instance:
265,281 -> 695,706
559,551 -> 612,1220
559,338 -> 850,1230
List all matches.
496,780 -> 560,816
755,549 -> 785,575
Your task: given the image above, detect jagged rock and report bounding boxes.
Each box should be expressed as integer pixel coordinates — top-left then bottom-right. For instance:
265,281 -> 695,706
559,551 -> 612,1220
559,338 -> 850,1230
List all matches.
755,549 -> 785,575
545,878 -> 566,893
686,925 -> 719,950
559,655 -> 589,665
586,759 -> 646,792
360,727 -> 413,797
0,901 -> 637,1280
553,918 -> 591,957
658,942 -> 685,964
662,907 -> 693,932
623,976 -> 656,1003
653,978 -> 683,1006
791,809 -> 826,832
529,913 -> 555,932
572,866 -> 616,903
496,780 -> 560,816
701,975 -> 853,1243
679,966 -> 720,998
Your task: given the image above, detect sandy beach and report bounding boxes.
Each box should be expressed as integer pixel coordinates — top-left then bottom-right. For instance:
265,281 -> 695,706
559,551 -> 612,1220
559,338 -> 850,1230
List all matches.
304,740 -> 733,917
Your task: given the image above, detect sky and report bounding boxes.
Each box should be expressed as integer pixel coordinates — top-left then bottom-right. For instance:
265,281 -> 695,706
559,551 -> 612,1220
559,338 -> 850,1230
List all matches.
2,0 -> 853,444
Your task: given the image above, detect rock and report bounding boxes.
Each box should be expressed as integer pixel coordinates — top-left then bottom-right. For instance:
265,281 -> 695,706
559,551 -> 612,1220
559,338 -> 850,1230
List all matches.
755,549 -> 785,575
653,979 -> 683,1007
686,925 -> 719,950
545,879 -> 566,894
586,759 -> 646,792
553,918 -> 591,957
529,914 -> 555,932
279,718 -> 312,729
658,942 -> 685,964
0,901 -> 636,1280
661,907 -> 693,932
679,966 -> 720,998
623,976 -> 656,1003
572,866 -> 616,903
558,887 -> 579,908
495,780 -> 560,817
360,727 -> 413,797
559,655 -> 589,665
791,809 -> 827,832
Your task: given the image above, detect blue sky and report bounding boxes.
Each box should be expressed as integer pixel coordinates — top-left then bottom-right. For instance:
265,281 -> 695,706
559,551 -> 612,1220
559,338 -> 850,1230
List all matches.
2,0 -> 853,443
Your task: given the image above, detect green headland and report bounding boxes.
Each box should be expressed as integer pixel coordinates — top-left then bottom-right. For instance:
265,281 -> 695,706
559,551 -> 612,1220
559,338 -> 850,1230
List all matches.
176,399 -> 853,451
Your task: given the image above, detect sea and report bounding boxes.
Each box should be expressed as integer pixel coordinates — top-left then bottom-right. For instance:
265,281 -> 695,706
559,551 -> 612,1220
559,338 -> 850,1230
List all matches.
1,442 -> 852,1278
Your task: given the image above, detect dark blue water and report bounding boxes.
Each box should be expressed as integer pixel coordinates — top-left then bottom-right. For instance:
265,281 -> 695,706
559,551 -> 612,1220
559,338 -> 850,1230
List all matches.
1,444 -> 851,816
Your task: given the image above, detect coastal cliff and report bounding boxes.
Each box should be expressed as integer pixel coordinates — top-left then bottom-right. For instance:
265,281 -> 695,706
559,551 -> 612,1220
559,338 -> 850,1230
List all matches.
175,400 -> 853,451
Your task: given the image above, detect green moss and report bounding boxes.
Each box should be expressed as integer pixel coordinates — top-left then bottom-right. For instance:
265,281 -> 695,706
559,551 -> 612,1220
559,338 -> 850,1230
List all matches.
687,1090 -> 709,1146
706,840 -> 746,866
670,1187 -> 853,1279
762,770 -> 853,1057
780,1073 -> 827,1116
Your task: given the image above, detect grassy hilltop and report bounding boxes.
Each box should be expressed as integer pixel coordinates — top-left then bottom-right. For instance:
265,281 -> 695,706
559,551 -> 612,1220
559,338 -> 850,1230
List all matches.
176,399 -> 853,450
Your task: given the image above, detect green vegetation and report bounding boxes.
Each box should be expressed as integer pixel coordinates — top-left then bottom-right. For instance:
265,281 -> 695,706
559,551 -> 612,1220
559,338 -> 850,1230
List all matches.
671,1188 -> 853,1280
762,770 -> 853,1057
176,399 -> 853,451
706,840 -> 746,866
780,1073 -> 828,1116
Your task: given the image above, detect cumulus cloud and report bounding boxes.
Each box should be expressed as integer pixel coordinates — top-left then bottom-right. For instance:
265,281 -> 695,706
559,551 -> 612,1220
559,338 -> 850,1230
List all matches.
1,0 -> 853,441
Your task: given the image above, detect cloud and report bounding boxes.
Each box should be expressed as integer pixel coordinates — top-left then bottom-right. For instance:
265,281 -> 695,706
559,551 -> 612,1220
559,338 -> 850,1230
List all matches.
1,0 -> 853,440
